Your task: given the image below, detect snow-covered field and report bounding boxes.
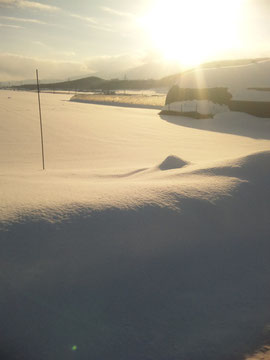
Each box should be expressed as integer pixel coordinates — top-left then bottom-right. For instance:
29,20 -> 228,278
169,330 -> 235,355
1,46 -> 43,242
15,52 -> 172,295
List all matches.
1,90 -> 270,360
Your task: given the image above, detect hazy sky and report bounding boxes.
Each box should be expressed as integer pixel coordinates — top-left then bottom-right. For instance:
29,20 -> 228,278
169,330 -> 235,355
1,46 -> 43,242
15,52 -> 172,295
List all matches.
0,0 -> 269,81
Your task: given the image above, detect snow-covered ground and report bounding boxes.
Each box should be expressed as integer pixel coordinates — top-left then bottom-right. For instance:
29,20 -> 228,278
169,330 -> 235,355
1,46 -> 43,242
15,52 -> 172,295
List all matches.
1,90 -> 270,360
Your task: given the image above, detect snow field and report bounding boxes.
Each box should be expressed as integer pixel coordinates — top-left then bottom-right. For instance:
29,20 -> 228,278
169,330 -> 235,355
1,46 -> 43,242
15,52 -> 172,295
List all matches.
1,90 -> 270,360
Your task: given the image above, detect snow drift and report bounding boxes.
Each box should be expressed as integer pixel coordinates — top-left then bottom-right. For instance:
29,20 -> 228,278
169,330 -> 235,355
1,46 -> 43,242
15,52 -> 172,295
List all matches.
158,155 -> 188,170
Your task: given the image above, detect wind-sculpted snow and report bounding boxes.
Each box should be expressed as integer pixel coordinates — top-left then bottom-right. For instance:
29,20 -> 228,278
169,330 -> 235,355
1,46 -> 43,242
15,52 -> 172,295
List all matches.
1,90 -> 270,360
1,151 -> 270,360
192,150 -> 270,181
158,155 -> 189,170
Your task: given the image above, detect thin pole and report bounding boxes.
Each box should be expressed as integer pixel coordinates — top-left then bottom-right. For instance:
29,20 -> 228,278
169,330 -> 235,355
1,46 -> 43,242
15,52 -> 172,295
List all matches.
36,69 -> 45,170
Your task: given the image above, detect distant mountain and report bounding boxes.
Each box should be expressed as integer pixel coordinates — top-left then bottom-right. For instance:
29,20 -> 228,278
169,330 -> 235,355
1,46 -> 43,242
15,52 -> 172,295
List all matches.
121,61 -> 183,80
88,60 -> 183,81
13,76 -> 164,92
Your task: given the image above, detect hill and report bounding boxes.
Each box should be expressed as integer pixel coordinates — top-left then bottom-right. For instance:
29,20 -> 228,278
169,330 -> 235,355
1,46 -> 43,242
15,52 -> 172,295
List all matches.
12,76 -> 161,92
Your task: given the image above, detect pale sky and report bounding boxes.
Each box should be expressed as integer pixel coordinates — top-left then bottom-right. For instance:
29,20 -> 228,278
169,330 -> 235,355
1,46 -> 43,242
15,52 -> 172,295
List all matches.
0,0 -> 269,81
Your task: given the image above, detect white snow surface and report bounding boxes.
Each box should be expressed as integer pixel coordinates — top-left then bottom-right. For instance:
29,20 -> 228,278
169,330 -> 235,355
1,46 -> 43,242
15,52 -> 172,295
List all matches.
1,90 -> 270,360
178,60 -> 270,101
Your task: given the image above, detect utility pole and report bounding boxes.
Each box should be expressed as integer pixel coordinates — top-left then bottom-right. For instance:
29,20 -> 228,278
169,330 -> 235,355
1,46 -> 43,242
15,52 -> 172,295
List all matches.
124,74 -> 127,95
36,69 -> 45,170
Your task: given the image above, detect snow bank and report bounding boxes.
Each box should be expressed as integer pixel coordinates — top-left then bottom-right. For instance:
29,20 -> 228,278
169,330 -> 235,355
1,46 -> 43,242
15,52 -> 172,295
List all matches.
2,150 -> 270,360
192,150 -> 270,181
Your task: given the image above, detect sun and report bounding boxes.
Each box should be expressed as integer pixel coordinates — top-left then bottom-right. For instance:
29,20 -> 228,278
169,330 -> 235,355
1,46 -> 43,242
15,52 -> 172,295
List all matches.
140,0 -> 244,67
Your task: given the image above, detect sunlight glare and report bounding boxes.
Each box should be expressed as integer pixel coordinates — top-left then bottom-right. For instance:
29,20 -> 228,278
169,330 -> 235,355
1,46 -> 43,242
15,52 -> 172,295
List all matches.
140,0 -> 244,66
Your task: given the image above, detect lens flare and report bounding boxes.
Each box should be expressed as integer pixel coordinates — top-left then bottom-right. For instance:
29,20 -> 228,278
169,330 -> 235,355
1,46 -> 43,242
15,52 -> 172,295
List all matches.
140,0 -> 244,66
